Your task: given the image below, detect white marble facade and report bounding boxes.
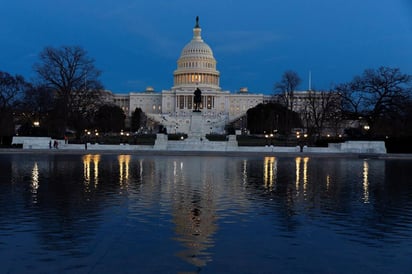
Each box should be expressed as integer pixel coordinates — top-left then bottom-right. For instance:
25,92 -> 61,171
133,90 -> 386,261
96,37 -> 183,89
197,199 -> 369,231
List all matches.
110,17 -> 264,135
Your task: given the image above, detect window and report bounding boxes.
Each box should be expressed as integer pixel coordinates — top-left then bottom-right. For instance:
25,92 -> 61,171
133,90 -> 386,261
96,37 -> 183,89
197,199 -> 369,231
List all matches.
187,96 -> 193,109
179,96 -> 185,109
207,96 -> 213,109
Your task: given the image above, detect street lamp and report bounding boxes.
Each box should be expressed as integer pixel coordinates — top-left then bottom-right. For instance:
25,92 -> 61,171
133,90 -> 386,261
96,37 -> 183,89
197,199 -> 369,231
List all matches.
265,134 -> 274,146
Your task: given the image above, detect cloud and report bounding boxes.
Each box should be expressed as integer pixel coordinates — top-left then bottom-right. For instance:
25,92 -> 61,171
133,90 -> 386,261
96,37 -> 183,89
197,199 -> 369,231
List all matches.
107,15 -> 183,60
212,30 -> 284,54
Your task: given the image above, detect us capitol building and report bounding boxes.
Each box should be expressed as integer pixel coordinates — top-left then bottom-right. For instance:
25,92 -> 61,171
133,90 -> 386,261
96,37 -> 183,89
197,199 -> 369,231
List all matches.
105,17 -> 265,135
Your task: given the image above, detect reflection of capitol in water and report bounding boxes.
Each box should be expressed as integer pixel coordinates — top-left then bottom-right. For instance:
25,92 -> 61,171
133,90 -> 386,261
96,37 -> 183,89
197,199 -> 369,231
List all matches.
84,155 -> 253,267
8,154 -> 387,269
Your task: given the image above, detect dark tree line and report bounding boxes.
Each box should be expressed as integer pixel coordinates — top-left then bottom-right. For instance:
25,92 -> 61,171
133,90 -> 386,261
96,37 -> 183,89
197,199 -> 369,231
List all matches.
2,44 -> 412,148
94,105 -> 126,133
274,70 -> 301,113
247,103 -> 302,135
0,72 -> 31,144
0,45 -> 130,144
336,66 -> 412,137
267,67 -> 412,140
34,46 -> 104,137
131,107 -> 143,132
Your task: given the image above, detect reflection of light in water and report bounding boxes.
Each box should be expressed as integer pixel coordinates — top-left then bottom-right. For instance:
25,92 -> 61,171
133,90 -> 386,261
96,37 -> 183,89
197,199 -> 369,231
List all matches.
295,157 -> 309,196
172,160 -> 185,185
295,157 -> 301,193
31,162 -> 39,203
83,154 -> 101,190
83,155 -> 90,185
93,155 -> 100,186
173,161 -> 177,177
173,198 -> 216,268
170,158 -> 218,269
263,157 -> 277,189
363,160 -> 369,203
303,157 -> 309,195
326,175 -> 331,190
139,159 -> 143,179
118,155 -> 131,186
242,159 -> 248,185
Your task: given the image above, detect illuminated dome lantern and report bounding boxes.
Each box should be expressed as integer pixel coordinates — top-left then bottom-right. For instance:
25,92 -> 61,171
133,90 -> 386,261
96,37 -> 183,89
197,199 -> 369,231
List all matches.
111,16 -> 265,136
173,16 -> 220,91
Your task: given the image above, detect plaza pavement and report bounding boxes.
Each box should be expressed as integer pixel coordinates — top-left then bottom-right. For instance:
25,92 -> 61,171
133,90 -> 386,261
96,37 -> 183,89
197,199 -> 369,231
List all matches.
1,147 -> 411,159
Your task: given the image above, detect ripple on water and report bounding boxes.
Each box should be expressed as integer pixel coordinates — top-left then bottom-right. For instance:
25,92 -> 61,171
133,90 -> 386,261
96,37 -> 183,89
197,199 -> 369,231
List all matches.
1,155 -> 412,273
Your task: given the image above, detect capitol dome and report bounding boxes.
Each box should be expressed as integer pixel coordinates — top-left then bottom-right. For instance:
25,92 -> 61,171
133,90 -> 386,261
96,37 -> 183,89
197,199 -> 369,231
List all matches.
173,17 -> 220,90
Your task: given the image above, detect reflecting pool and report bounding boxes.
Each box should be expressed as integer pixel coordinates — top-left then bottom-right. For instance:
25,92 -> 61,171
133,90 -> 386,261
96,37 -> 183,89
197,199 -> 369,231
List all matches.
0,153 -> 411,273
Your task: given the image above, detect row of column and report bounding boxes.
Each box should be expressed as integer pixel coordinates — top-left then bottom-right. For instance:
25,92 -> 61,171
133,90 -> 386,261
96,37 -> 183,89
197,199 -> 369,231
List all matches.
177,95 -> 215,110
174,73 -> 219,86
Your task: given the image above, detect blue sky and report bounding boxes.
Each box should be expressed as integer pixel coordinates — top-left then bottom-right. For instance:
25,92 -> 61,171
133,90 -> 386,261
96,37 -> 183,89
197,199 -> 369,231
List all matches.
1,0 -> 412,94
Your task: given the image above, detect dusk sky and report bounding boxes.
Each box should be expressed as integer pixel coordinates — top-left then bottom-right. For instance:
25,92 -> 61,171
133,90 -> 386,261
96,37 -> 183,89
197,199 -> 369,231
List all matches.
1,0 -> 412,94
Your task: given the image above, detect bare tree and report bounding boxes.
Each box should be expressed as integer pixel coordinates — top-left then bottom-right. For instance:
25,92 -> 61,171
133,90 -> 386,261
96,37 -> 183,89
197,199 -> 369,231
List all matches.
34,46 -> 103,137
336,66 -> 412,136
274,70 -> 302,137
0,71 -> 29,143
274,70 -> 302,112
301,90 -> 341,137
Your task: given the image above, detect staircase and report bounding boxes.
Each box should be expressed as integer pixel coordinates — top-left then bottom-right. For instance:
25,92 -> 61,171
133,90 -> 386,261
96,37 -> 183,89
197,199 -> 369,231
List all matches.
188,112 -> 204,140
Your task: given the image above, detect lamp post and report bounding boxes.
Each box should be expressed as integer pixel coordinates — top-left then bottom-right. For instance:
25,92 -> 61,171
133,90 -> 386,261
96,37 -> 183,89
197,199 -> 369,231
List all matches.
87,130 -> 91,146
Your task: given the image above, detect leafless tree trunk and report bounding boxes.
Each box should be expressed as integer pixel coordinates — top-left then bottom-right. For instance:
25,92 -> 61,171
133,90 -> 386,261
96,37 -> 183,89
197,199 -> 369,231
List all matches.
274,70 -> 302,112
34,46 -> 103,137
335,66 -> 412,136
274,71 -> 302,136
0,71 -> 29,143
303,90 -> 341,138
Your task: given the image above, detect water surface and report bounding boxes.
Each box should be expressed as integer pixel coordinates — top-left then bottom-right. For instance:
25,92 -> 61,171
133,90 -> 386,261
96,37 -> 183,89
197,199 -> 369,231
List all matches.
0,153 -> 411,273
